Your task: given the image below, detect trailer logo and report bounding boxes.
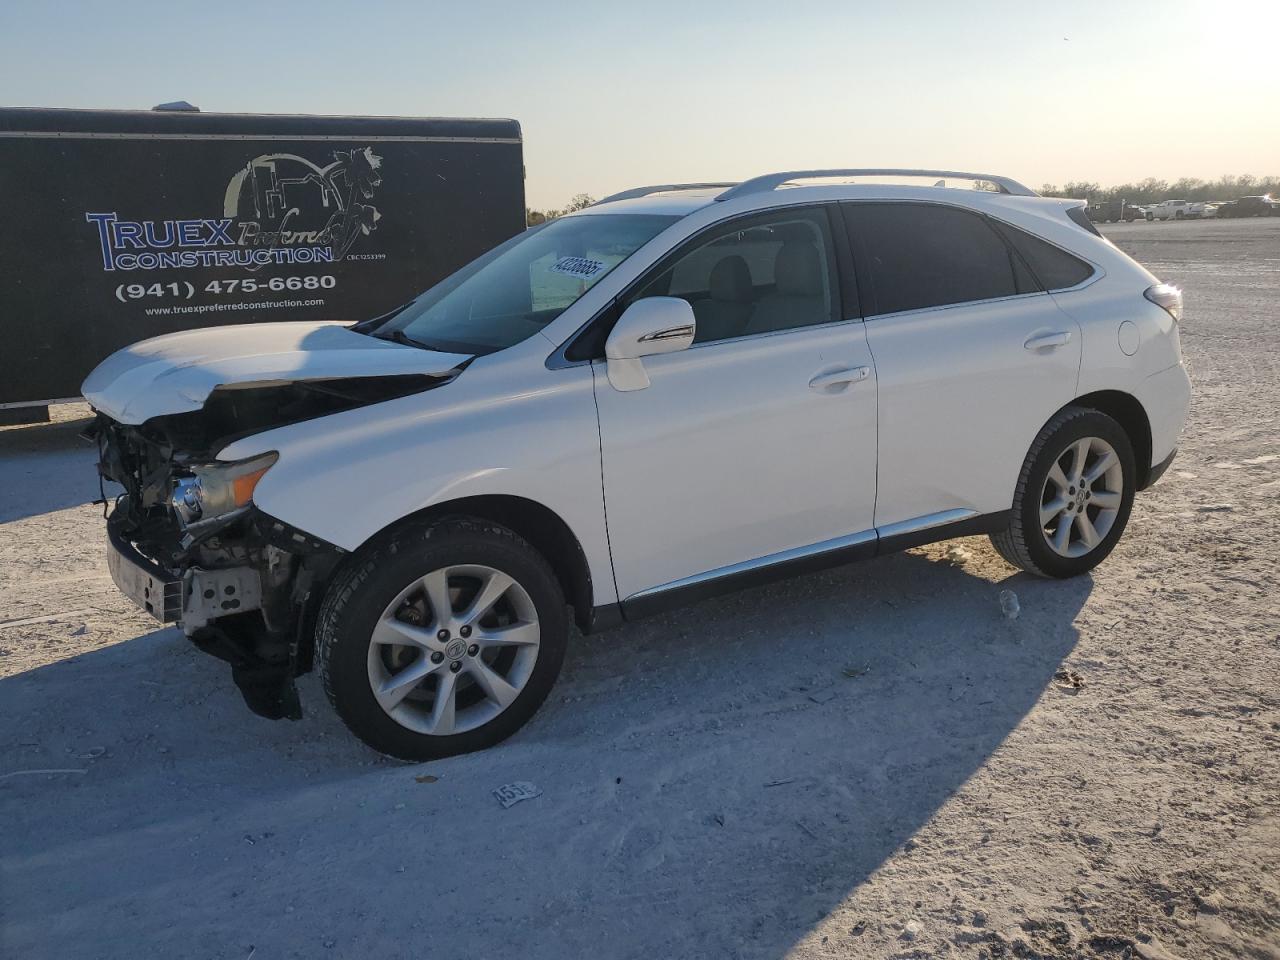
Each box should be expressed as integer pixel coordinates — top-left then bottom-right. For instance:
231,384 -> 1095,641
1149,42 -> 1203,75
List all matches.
85,147 -> 384,272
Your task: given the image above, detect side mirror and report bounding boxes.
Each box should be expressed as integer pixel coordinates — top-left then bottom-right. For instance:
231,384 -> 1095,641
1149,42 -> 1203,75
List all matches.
604,297 -> 696,392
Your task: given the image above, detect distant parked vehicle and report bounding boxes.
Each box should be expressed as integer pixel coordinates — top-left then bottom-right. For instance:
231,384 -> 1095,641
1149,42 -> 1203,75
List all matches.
1087,199 -> 1143,223
1148,200 -> 1192,221
1218,195 -> 1276,218
1198,203 -> 1239,220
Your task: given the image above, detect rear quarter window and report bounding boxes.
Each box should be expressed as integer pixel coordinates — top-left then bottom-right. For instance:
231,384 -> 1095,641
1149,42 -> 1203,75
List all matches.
995,223 -> 1095,290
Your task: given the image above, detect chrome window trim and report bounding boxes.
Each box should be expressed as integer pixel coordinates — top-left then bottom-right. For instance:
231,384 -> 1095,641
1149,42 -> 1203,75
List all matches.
856,271 -> 1102,324
550,313 -> 867,371
678,314 -> 864,352
860,289 -> 1054,324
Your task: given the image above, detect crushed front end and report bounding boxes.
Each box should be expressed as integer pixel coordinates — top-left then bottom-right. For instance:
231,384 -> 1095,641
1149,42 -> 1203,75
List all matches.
87,391 -> 352,719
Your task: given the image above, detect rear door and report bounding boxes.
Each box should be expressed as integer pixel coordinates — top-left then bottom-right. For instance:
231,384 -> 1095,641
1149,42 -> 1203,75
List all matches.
841,201 -> 1084,529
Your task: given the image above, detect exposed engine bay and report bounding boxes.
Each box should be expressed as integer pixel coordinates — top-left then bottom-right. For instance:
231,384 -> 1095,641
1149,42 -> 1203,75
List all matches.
89,374 -> 447,719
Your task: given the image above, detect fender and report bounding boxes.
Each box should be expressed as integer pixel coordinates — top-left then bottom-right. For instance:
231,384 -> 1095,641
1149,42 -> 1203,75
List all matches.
217,338 -> 618,607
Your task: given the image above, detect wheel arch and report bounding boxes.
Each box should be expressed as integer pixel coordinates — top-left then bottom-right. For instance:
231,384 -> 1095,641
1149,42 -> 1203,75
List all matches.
1062,390 -> 1154,488
357,494 -> 602,634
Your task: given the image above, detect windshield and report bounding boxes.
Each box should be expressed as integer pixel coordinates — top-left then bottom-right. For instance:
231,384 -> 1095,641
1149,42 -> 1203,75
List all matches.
372,213 -> 678,354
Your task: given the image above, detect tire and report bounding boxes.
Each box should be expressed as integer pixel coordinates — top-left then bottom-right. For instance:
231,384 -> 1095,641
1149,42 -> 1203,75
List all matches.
316,517 -> 568,761
990,407 -> 1136,579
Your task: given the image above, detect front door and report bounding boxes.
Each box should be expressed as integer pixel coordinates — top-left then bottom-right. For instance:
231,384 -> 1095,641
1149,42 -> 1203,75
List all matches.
592,206 -> 878,601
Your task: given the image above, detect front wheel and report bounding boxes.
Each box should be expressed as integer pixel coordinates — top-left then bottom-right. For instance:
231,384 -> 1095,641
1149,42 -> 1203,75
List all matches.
316,518 -> 567,761
990,407 -> 1136,578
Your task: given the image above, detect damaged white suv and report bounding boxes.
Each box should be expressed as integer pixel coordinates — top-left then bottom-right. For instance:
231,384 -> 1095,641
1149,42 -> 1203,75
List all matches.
85,169 -> 1191,760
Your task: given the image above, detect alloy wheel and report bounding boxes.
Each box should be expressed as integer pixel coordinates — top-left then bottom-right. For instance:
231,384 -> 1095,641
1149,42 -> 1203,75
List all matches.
367,564 -> 541,735
1039,436 -> 1125,558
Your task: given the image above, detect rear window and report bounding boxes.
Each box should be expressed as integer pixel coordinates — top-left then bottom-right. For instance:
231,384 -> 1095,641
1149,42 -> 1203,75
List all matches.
842,202 -> 1020,315
996,223 -> 1094,290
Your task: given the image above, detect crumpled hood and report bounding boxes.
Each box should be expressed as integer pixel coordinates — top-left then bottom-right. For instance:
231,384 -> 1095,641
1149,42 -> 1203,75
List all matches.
82,320 -> 471,424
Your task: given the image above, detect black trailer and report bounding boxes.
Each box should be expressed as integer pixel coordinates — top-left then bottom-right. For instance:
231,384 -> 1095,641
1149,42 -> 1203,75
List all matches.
0,107 -> 525,415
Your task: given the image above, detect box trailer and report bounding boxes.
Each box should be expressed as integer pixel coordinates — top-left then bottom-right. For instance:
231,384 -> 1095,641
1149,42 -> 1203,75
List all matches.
0,106 -> 525,415
1086,199 -> 1142,223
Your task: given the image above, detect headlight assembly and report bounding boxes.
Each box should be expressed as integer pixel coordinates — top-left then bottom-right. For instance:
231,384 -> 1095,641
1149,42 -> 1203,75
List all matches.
171,452 -> 278,526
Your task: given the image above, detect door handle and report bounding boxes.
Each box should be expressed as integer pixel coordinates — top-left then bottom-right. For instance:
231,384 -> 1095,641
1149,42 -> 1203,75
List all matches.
1024,330 -> 1072,351
808,366 -> 870,391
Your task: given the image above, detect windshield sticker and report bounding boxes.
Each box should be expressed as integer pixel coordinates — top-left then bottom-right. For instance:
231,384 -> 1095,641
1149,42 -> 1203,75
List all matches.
550,256 -> 607,280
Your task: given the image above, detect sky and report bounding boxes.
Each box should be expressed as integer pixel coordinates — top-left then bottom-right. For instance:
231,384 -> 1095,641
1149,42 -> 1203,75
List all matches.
1,0 -> 1276,209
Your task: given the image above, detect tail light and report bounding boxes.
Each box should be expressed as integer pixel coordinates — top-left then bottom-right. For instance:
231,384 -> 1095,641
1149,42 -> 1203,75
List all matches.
1144,283 -> 1183,323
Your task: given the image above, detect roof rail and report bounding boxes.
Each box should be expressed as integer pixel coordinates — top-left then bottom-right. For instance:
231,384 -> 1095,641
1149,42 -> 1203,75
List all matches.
593,182 -> 740,206
714,169 -> 1038,202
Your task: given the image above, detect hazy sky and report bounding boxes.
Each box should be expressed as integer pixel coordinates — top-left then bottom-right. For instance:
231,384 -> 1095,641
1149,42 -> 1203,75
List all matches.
2,0 -> 1275,208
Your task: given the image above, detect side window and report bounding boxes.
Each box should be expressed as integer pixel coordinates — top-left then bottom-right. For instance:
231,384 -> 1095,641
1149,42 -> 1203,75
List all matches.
631,208 -> 838,344
842,202 -> 1021,315
994,223 -> 1094,290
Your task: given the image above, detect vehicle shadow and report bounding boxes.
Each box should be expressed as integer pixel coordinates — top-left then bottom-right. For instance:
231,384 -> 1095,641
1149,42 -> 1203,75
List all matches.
0,546 -> 1089,960
0,415 -> 103,523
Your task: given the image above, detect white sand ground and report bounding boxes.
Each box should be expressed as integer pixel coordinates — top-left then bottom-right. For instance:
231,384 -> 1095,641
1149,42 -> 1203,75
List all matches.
1,219 -> 1277,959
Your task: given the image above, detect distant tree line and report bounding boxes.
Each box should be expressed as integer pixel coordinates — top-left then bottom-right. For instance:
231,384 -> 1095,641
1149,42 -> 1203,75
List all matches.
526,193 -> 594,225
1040,174 -> 1279,203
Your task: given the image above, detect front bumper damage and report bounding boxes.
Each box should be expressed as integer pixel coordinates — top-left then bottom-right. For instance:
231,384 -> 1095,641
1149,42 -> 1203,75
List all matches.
92,412 -> 344,720
105,503 -> 342,719
106,523 -> 262,632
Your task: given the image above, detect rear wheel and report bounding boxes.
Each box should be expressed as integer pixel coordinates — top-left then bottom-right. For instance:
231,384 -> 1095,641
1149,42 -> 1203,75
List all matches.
317,518 -> 567,761
990,407 -> 1136,578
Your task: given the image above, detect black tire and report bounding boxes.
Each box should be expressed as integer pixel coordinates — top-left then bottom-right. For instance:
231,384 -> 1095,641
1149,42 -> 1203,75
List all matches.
990,407 -> 1137,579
316,517 -> 567,761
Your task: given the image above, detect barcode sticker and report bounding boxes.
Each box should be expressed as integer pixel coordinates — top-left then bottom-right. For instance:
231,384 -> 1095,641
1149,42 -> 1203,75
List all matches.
551,256 -> 606,280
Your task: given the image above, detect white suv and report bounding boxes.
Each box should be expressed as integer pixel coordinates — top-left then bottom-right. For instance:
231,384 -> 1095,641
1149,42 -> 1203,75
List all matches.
84,169 -> 1191,760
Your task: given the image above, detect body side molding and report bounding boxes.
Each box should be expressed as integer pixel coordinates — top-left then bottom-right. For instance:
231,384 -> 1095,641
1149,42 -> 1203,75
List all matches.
618,509 -> 1011,621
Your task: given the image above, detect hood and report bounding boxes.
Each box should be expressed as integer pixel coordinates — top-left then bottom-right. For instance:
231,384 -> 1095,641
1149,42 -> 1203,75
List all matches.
82,321 -> 471,424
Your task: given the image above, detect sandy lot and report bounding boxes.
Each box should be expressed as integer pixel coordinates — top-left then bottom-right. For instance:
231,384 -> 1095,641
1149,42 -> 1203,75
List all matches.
1,218 -> 1277,960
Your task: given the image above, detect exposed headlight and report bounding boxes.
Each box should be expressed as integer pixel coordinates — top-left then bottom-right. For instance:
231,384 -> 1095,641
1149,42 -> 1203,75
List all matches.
171,452 -> 278,525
